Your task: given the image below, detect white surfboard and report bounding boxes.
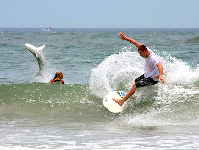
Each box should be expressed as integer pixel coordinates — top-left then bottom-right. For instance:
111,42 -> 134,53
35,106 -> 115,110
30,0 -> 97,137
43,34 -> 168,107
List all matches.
103,91 -> 127,113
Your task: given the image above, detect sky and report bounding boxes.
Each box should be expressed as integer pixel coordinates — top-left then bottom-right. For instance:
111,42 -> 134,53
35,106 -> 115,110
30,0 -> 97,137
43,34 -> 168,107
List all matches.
1,0 -> 199,28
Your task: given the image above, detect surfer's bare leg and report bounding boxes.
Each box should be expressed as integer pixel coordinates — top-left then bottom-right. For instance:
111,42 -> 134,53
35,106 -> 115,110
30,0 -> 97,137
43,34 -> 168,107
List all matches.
113,83 -> 136,106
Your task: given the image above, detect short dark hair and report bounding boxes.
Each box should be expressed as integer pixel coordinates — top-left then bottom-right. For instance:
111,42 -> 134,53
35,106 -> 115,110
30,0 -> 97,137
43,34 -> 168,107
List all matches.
138,45 -> 147,52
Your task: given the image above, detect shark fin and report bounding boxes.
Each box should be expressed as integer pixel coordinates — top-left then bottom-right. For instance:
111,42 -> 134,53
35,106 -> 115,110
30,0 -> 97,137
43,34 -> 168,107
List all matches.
38,45 -> 46,52
36,71 -> 41,76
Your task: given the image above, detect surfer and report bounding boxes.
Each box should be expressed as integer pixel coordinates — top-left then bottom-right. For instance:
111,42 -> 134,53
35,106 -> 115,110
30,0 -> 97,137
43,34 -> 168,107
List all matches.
113,32 -> 165,106
49,71 -> 64,84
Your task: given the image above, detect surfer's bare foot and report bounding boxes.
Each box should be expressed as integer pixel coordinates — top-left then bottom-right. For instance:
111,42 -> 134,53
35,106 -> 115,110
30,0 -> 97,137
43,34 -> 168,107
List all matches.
112,98 -> 124,106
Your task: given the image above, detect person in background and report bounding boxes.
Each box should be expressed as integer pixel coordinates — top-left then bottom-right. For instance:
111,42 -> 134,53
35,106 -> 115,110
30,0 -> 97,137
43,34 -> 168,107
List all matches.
49,71 -> 64,84
113,32 -> 165,106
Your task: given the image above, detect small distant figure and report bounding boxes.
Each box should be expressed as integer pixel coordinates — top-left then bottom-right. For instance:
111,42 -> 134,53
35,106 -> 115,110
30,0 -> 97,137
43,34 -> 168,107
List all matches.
49,71 -> 64,84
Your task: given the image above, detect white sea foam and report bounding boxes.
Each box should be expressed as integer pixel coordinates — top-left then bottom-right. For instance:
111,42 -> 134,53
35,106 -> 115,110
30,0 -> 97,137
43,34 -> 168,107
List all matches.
90,49 -> 199,98
90,48 -> 199,126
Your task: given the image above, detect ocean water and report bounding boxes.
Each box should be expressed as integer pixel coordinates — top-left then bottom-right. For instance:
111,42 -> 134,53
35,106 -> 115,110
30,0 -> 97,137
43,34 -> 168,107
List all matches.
0,28 -> 199,149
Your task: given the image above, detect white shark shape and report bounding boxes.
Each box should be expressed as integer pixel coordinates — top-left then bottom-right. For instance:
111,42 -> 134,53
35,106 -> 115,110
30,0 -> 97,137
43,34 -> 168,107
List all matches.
25,43 -> 47,75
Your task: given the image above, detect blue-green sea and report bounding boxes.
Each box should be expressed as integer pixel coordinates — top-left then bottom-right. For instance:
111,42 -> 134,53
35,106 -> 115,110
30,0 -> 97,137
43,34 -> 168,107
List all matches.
0,28 -> 199,149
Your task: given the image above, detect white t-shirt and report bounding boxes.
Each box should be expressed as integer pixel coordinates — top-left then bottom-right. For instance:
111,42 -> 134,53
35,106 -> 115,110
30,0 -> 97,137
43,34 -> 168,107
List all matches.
144,49 -> 160,78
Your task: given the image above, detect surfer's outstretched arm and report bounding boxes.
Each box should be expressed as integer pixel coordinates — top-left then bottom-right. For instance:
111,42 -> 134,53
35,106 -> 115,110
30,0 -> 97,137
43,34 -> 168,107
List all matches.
118,32 -> 142,49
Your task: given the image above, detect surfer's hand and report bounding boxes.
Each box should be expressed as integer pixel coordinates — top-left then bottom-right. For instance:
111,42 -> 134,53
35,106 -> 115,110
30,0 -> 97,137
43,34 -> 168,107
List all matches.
112,98 -> 124,106
118,32 -> 127,40
159,75 -> 165,84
